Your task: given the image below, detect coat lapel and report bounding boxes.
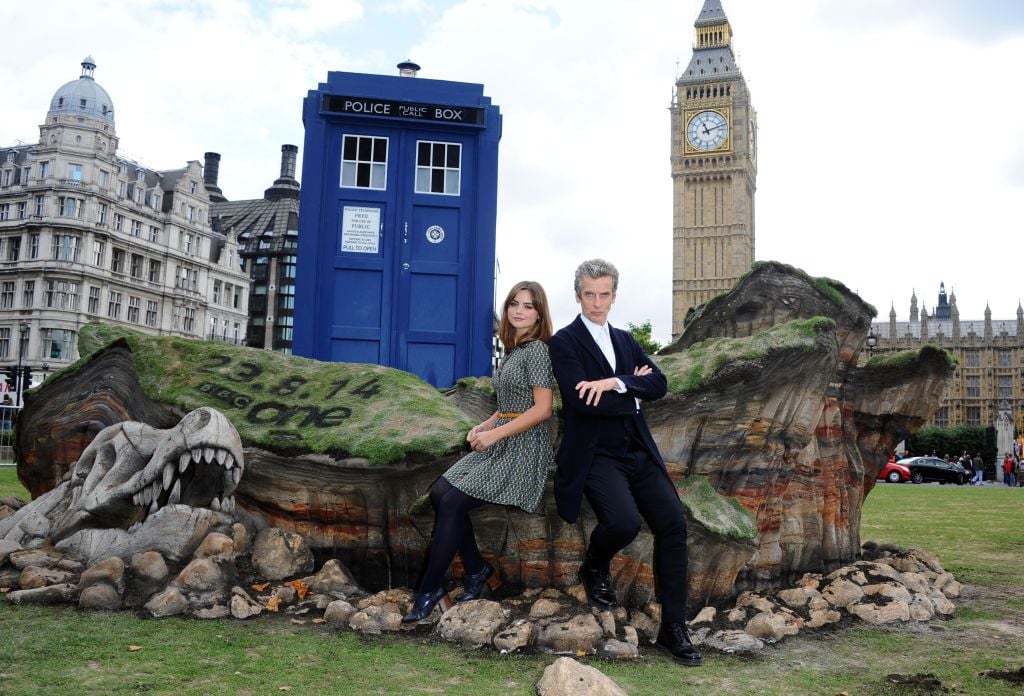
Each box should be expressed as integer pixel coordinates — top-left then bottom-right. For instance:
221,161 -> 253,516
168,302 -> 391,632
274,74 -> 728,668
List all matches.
570,316 -> 613,375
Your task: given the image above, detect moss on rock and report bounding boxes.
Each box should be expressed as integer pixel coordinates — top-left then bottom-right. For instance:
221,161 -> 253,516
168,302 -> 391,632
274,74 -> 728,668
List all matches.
75,322 -> 474,465
677,476 -> 757,542
655,317 -> 834,393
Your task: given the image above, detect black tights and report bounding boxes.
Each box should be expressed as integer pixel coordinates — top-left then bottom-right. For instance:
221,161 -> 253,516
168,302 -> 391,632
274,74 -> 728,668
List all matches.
416,477 -> 486,594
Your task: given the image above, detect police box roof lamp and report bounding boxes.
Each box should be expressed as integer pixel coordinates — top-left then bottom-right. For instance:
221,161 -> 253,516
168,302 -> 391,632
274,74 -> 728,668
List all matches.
397,59 -> 420,77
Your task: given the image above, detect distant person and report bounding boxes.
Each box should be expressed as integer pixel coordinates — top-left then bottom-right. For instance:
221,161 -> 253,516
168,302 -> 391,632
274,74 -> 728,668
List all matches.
402,281 -> 555,625
1004,454 -> 1016,487
0,393 -> 12,431
972,453 -> 984,485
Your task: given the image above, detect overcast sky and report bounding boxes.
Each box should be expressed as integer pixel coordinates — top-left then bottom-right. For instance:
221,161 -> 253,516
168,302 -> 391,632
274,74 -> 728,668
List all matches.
3,0 -> 1023,344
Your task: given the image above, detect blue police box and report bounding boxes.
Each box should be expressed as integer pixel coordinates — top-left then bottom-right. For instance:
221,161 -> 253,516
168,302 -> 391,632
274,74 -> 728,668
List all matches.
293,62 -> 502,387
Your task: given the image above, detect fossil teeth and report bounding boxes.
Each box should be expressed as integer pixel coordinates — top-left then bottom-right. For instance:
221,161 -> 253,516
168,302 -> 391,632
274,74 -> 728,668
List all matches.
204,447 -> 215,463
163,463 -> 175,490
141,487 -> 151,505
179,453 -> 191,473
191,448 -> 202,463
149,498 -> 159,514
133,492 -> 140,506
151,480 -> 162,502
232,467 -> 242,485
216,449 -> 227,466
223,453 -> 234,470
227,496 -> 236,514
210,496 -> 222,512
168,478 -> 181,506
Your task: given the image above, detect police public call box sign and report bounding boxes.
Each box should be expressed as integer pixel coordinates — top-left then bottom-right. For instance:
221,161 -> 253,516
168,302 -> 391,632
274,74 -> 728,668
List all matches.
294,69 -> 502,388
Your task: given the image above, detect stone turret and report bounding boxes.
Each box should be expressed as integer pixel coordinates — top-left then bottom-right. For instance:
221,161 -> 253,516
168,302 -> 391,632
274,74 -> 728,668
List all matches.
920,306 -> 929,341
889,304 -> 897,343
984,303 -> 992,340
1017,301 -> 1023,339
951,291 -> 960,341
910,290 -> 919,322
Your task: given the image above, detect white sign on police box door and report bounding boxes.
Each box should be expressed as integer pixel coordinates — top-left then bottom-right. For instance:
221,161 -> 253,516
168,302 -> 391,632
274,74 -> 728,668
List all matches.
341,206 -> 380,253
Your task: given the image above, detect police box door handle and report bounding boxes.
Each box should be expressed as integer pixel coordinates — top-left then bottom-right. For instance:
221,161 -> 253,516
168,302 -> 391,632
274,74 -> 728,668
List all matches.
402,263 -> 410,270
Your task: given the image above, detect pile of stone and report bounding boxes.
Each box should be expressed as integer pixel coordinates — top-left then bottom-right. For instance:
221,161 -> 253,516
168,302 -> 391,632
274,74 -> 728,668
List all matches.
1,504 -> 961,664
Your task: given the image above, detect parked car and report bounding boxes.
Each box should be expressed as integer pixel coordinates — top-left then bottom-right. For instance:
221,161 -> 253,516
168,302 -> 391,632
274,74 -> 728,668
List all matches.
898,456 -> 970,485
878,460 -> 911,483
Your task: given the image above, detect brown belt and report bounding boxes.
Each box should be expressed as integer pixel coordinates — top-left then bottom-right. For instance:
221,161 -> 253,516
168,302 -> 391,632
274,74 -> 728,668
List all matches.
497,412 -> 522,419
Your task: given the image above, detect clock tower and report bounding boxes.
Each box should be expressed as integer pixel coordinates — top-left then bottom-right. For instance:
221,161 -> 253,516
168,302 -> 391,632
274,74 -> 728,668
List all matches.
670,0 -> 757,339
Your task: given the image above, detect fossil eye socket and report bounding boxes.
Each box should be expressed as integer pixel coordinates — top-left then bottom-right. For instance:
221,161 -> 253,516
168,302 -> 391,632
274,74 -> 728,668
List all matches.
185,409 -> 212,430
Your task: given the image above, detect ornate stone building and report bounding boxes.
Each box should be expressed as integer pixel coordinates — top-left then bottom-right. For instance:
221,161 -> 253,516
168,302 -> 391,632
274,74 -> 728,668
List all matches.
868,284 -> 1024,434
209,146 -> 300,354
0,57 -> 249,400
670,0 -> 757,339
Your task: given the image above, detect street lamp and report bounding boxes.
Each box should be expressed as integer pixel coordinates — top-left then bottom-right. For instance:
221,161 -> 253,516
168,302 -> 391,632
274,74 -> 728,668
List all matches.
865,329 -> 877,358
16,321 -> 29,407
41,362 -> 49,382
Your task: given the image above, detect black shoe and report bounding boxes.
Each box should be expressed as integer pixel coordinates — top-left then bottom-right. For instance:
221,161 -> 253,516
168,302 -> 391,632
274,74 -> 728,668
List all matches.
401,587 -> 452,624
656,622 -> 703,666
455,562 -> 497,602
578,560 -> 618,610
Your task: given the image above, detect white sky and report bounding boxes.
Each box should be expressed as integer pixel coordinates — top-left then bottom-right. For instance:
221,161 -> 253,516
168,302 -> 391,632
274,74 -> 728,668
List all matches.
3,0 -> 1023,344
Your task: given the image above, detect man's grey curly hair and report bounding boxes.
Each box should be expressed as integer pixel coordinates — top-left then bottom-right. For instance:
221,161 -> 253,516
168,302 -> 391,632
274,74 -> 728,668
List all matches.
574,258 -> 619,294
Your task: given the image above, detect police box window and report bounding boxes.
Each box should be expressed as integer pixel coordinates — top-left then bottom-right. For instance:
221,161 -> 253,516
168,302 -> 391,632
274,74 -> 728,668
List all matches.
341,135 -> 388,190
416,141 -> 461,195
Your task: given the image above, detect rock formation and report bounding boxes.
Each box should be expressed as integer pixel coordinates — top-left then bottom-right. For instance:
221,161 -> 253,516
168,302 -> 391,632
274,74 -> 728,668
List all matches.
11,261 -> 954,611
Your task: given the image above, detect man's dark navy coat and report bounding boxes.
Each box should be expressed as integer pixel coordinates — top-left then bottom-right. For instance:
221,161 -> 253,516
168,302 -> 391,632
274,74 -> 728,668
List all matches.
548,315 -> 671,523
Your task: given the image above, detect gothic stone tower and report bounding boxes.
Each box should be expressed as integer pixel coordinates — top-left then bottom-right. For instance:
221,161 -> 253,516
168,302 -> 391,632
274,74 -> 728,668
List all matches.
670,0 -> 757,339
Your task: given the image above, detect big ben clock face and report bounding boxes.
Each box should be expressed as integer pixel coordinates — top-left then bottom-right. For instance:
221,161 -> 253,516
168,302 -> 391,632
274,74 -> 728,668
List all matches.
686,110 -> 729,151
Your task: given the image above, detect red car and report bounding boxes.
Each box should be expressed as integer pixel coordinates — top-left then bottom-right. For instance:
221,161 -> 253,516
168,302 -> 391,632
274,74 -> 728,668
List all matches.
878,460 -> 911,483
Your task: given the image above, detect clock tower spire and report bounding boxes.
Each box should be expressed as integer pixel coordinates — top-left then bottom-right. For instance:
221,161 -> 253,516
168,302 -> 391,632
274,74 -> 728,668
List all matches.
670,0 -> 757,339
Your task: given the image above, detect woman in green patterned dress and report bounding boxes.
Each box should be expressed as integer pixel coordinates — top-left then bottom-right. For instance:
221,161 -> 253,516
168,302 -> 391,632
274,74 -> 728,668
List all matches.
402,281 -> 556,624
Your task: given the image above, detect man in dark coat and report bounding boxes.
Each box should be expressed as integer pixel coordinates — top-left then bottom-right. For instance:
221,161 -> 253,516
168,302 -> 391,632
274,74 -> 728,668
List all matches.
548,258 -> 700,666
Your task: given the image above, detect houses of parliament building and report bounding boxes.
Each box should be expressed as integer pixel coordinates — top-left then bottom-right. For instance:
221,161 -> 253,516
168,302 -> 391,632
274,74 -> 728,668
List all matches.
869,284 -> 1024,435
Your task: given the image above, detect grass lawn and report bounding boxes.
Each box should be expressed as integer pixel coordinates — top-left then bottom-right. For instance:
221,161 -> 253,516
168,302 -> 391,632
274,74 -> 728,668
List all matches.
1,470 -> 1023,695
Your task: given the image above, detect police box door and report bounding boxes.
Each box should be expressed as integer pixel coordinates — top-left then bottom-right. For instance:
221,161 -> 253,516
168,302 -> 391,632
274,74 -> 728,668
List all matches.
331,126 -> 475,387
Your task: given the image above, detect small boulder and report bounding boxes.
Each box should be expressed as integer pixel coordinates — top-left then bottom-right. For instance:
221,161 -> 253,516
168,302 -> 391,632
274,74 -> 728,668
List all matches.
79,557 -> 125,594
230,586 -> 263,619
323,599 -> 357,625
305,559 -> 361,597
194,604 -> 231,619
848,600 -> 910,624
435,599 -> 506,648
821,577 -> 864,608
251,528 -> 314,581
9,548 -> 63,570
529,598 -> 563,619
701,629 -> 765,654
689,606 -> 717,625
598,639 -> 639,660
534,613 -> 603,655
6,583 -> 78,605
349,604 -> 403,634
79,583 -> 122,610
536,657 -> 627,696
493,620 -> 533,654
0,539 -> 22,565
194,532 -> 235,560
19,565 -> 76,589
744,611 -> 803,642
131,551 -> 169,584
145,588 -> 188,617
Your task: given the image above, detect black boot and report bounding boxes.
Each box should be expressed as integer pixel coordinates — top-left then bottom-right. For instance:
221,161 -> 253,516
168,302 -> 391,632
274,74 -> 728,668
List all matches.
655,622 -> 702,666
455,562 -> 498,602
401,587 -> 452,624
578,559 -> 618,610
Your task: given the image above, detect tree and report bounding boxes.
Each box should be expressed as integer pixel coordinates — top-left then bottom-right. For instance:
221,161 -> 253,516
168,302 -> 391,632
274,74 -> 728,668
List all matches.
628,320 -> 663,355
906,425 -> 986,459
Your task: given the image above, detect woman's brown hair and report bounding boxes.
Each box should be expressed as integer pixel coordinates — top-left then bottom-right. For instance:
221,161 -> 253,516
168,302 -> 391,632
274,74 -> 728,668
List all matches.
498,281 -> 553,351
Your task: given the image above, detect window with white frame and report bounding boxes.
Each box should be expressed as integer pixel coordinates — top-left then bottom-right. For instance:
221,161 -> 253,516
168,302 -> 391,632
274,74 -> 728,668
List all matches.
68,163 -> 83,181
415,141 -> 461,195
51,234 -> 81,262
98,169 -> 110,188
0,327 -> 9,359
0,282 -> 14,308
58,196 -> 83,217
181,232 -> 194,254
149,225 -> 160,243
29,234 -> 39,259
148,259 -> 161,283
40,328 -> 75,360
209,316 -> 218,338
113,213 -> 123,231
87,286 -> 100,313
116,180 -> 125,198
182,307 -> 195,333
966,405 -> 981,425
107,291 -> 122,318
172,305 -> 182,329
130,219 -> 141,237
34,195 -> 44,217
127,296 -> 141,323
0,204 -> 9,220
2,170 -> 11,187
998,374 -> 1012,398
22,280 -> 34,308
213,280 -> 222,305
44,279 -> 79,309
966,375 -> 980,398
111,247 -> 125,274
92,240 -> 105,267
6,237 -> 20,261
145,300 -> 158,327
341,135 -> 388,189
16,202 -> 26,219
130,253 -> 143,279
232,285 -> 241,309
39,161 -> 50,178
96,202 -> 107,224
